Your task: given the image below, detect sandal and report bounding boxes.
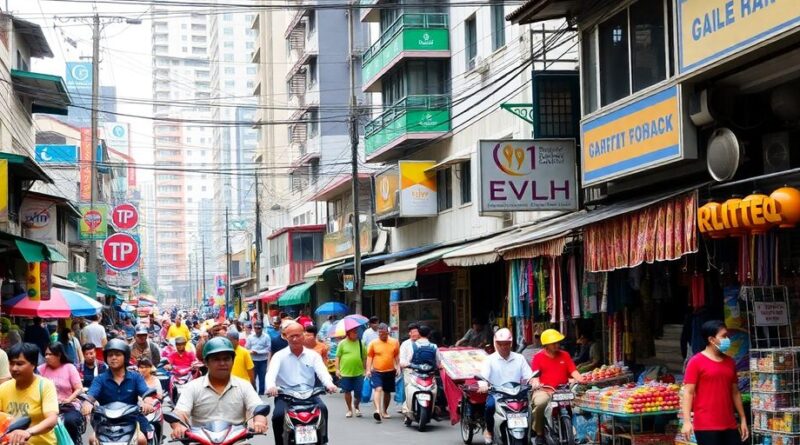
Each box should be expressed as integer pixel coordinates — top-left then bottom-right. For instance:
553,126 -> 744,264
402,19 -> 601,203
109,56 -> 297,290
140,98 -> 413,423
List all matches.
345,411 -> 352,418
354,409 -> 362,417
373,412 -> 382,423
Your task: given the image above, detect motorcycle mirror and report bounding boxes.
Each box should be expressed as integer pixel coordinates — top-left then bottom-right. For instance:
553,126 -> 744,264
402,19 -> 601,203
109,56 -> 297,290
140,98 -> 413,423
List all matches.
3,416 -> 31,435
163,412 -> 187,426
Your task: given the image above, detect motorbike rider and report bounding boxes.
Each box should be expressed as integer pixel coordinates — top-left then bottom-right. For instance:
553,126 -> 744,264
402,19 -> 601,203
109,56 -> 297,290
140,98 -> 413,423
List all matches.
80,342 -> 108,388
164,336 -> 199,375
402,325 -> 440,418
169,337 -> 268,439
81,339 -> 158,445
131,324 -> 161,365
478,328 -> 536,444
530,329 -> 586,444
266,322 -> 338,445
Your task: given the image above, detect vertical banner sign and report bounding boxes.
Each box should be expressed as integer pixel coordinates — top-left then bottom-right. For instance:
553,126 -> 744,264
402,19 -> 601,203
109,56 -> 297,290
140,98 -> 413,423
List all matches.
68,272 -> 97,299
399,160 -> 437,217
111,203 -> 139,231
79,204 -> 108,240
0,159 -> 7,224
478,139 -> 577,212
79,128 -> 92,201
27,262 -> 41,300
39,261 -> 51,301
374,167 -> 400,218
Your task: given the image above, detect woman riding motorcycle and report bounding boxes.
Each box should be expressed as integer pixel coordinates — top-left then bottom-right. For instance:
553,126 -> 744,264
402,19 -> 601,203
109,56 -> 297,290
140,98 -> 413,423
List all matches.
37,342 -> 84,445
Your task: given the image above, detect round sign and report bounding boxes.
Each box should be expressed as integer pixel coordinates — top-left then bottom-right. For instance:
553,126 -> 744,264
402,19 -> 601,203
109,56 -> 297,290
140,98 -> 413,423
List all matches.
84,209 -> 103,231
102,233 -> 140,271
111,203 -> 139,231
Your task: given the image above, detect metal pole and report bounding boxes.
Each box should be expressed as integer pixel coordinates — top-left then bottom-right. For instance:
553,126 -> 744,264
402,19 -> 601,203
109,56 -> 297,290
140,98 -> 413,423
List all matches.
87,13 -> 100,276
254,173 -> 262,318
188,254 -> 193,308
201,234 -> 207,300
347,5 -> 362,314
194,251 -> 199,308
225,207 -> 231,318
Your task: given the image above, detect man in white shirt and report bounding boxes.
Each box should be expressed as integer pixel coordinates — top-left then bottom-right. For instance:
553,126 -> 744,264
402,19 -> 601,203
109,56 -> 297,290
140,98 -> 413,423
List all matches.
266,322 -> 337,445
82,314 -> 108,361
361,316 -> 380,346
478,328 -> 535,444
398,323 -> 420,369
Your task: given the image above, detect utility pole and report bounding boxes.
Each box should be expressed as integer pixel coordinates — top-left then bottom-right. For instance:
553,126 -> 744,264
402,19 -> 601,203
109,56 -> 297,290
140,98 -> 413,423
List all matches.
194,251 -> 199,308
187,254 -> 193,309
254,173 -> 262,318
225,207 -> 231,318
201,234 -> 207,301
347,5 -> 363,314
87,13 -> 100,276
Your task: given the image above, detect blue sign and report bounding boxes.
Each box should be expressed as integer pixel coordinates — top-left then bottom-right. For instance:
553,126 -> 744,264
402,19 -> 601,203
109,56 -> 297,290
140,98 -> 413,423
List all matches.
35,145 -> 78,164
66,62 -> 92,89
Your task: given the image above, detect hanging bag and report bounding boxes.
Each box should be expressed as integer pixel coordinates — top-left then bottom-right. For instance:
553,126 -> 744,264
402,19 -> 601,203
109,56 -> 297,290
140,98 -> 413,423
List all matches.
38,378 -> 75,445
359,341 -> 372,402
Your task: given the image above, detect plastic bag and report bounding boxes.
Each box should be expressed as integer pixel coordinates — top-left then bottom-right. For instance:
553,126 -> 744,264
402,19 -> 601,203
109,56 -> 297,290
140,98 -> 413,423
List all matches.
394,374 -> 405,403
361,376 -> 372,403
54,419 -> 74,445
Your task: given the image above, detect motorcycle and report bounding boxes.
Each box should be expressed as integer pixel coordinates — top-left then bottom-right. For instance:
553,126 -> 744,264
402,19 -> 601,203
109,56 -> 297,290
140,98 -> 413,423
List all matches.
82,388 -> 159,445
487,382 -> 531,445
169,365 -> 200,406
163,404 -> 271,445
458,383 -> 487,444
145,395 -> 165,445
275,385 -> 329,445
539,384 -> 576,445
155,359 -> 172,397
403,363 -> 438,432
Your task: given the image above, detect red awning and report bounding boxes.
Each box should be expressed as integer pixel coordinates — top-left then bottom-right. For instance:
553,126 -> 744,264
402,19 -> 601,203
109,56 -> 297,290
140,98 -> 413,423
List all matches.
244,286 -> 288,303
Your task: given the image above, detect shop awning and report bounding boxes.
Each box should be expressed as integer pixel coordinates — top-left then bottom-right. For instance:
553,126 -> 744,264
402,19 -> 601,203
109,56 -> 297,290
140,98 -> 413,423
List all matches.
10,69 -> 71,116
442,228 -> 526,266
231,276 -> 254,287
424,152 -> 471,173
15,239 -> 48,262
244,286 -> 287,303
305,257 -> 349,281
96,284 -> 119,298
278,281 -> 315,306
46,246 -> 68,262
0,152 -> 54,183
364,246 -> 458,290
333,243 -> 442,270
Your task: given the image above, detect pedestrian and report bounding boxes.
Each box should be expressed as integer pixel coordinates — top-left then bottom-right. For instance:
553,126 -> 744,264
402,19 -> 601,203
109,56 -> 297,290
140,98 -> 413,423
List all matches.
267,316 -> 288,354
81,314 -> 108,362
318,315 -> 335,342
167,315 -> 191,342
246,321 -> 271,395
303,325 -> 329,359
681,320 -> 749,445
335,327 -> 367,418
79,342 -> 108,388
38,343 -> 84,445
296,309 -> 313,327
57,327 -> 82,367
23,317 -> 51,362
361,316 -> 380,346
227,331 -> 255,385
366,323 -> 399,422
121,317 -> 136,339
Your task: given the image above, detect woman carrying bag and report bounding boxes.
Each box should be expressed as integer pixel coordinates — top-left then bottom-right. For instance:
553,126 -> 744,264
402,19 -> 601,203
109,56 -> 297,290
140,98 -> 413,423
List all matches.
37,343 -> 84,445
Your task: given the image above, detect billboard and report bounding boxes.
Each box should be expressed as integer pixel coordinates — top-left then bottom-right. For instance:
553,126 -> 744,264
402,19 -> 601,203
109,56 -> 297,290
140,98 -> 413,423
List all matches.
399,161 -> 437,217
478,139 -> 577,212
66,62 -> 92,89
79,204 -> 108,240
374,166 -> 399,218
35,145 -> 78,164
102,123 -> 129,151
80,128 -> 92,201
21,196 -> 57,244
0,160 -> 7,223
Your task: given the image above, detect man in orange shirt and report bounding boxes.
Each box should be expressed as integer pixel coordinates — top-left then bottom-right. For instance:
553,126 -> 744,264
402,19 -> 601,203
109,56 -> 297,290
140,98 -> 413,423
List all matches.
303,325 -> 329,360
366,323 -> 400,422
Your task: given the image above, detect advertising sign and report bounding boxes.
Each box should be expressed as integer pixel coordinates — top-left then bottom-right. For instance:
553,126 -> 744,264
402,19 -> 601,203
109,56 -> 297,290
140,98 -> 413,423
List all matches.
580,84 -> 693,186
374,166 -> 399,218
399,160 -> 437,217
103,232 -> 140,271
0,159 -> 7,224
322,217 -> 373,261
111,203 -> 139,231
754,301 -> 789,327
478,139 -> 577,212
21,197 -> 57,244
677,0 -> 800,74
35,145 -> 78,164
66,62 -> 92,89
79,128 -> 92,201
68,272 -> 97,298
39,261 -> 51,301
102,123 -> 129,151
79,204 -> 108,240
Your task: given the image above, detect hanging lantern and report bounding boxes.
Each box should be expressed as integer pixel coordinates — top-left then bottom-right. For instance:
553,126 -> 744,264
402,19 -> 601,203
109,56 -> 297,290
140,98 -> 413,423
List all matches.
698,201 -> 729,238
770,186 -> 800,228
721,196 -> 747,237
741,192 -> 778,235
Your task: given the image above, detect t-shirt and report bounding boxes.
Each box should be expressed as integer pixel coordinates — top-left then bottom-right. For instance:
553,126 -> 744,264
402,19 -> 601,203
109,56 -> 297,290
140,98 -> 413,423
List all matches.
336,339 -> 367,377
168,350 -> 197,372
0,376 -> 58,445
167,324 -> 191,341
311,342 -> 329,361
684,353 -> 738,431
37,363 -> 81,404
0,349 -> 10,380
82,322 -> 107,346
368,337 -> 400,372
80,361 -> 108,388
531,350 -> 576,387
232,347 -> 254,382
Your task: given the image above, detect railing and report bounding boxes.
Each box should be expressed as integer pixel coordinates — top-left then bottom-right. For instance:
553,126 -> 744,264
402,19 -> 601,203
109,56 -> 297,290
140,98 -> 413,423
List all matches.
361,13 -> 448,64
365,94 -> 451,137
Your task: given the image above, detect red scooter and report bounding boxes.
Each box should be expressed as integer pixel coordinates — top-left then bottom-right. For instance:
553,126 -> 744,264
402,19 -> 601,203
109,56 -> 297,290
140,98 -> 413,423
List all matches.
277,385 -> 329,445
164,405 -> 271,445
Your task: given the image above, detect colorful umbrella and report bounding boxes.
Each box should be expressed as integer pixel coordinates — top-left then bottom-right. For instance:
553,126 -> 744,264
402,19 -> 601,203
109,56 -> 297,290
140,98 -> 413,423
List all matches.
2,287 -> 102,318
328,314 -> 369,338
314,301 -> 349,316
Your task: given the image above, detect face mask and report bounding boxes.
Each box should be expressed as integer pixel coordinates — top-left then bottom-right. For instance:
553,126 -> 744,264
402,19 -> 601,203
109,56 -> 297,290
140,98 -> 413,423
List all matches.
716,337 -> 731,354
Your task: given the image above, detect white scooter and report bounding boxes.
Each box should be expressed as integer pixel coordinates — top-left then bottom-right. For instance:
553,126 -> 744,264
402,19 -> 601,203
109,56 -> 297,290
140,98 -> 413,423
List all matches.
403,363 -> 438,432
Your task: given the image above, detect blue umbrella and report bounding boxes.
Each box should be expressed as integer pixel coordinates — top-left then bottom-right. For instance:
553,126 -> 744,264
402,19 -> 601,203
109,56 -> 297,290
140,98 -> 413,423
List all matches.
59,288 -> 103,317
315,301 -> 349,316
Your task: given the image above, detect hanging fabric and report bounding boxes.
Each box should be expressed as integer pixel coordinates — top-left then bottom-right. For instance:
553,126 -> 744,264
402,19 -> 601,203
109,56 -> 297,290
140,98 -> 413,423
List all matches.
569,255 -> 581,319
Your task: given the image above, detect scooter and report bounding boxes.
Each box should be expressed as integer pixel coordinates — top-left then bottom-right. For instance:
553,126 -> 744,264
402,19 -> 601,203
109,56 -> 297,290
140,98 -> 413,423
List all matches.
403,363 -> 438,432
458,383 -> 487,444
0,416 -> 31,442
169,366 -> 199,405
276,385 -> 328,445
144,395 -> 165,445
487,382 -> 531,445
82,388 -> 159,445
164,404 -> 271,445
540,384 -> 576,445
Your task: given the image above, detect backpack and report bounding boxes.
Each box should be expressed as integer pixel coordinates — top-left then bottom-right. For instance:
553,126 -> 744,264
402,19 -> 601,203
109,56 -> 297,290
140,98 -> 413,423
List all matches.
411,342 -> 437,367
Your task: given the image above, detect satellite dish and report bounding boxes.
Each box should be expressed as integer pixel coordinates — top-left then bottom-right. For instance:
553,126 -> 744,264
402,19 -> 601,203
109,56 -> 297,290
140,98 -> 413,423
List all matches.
706,127 -> 741,182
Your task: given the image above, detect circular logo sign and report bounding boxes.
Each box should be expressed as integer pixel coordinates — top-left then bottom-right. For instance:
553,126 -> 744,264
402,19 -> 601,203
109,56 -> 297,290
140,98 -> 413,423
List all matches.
71,64 -> 90,83
83,209 -> 103,231
112,125 -> 125,138
22,208 -> 50,229
102,233 -> 140,271
111,203 -> 139,230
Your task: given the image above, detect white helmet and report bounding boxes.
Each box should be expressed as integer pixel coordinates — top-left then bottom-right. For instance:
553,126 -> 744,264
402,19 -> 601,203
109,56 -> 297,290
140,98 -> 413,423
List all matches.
494,328 -> 513,342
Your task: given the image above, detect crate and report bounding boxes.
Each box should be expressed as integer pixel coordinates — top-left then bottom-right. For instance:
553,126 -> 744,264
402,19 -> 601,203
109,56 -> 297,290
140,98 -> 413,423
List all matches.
751,349 -> 799,372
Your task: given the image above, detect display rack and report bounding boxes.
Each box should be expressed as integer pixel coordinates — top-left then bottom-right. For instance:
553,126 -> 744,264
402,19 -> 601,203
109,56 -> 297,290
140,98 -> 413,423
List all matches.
579,407 -> 678,445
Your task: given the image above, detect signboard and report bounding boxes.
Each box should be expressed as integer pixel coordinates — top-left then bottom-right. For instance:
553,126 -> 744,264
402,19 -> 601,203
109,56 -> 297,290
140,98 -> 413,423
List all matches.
500,103 -> 535,124
478,139 -> 577,212
102,123 -> 129,150
111,203 -> 139,231
102,232 -> 140,271
79,204 -> 108,240
677,0 -> 800,74
322,217 -> 373,261
580,84 -> 693,186
25,261 -> 52,301
0,159 -> 7,224
66,62 -> 92,89
79,128 -> 92,201
39,261 -> 51,301
754,301 -> 789,326
698,189 -> 800,238
35,145 -> 78,164
439,348 -> 488,381
374,166 -> 399,218
399,160 -> 437,217
68,272 -> 97,299
21,197 -> 57,244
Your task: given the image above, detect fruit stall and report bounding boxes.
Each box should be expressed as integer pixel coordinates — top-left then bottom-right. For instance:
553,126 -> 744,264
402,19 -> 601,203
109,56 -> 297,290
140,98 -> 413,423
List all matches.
581,364 -> 633,387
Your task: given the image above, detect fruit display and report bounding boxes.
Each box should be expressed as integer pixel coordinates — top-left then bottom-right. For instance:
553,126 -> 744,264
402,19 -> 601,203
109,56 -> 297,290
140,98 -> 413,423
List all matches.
576,382 -> 681,414
581,364 -> 631,384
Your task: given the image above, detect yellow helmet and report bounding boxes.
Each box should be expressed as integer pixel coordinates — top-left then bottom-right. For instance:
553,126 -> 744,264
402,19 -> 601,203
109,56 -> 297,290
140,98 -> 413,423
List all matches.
540,329 -> 565,346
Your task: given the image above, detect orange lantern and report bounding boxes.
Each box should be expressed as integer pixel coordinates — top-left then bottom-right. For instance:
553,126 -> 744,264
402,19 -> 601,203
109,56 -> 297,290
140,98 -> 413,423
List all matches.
698,201 -> 729,238
721,196 -> 746,237
770,186 -> 800,228
741,192 -> 779,235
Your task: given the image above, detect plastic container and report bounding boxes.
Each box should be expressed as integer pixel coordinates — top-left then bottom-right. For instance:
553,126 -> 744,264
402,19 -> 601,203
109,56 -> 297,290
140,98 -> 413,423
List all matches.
751,349 -> 799,372
754,409 -> 800,434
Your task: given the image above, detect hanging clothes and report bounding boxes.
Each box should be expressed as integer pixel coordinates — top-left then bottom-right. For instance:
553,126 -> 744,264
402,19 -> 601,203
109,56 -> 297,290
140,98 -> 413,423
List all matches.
537,260 -> 547,316
569,255 -> 581,319
689,273 -> 705,309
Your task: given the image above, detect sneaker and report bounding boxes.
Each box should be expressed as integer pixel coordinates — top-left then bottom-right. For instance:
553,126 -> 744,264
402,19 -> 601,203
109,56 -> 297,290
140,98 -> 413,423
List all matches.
354,409 -> 362,417
373,412 -> 382,423
345,411 -> 352,418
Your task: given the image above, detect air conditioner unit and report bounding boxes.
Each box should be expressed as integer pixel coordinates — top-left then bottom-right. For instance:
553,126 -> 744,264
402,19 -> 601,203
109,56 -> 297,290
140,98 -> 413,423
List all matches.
763,131 -> 799,173
474,56 -> 490,75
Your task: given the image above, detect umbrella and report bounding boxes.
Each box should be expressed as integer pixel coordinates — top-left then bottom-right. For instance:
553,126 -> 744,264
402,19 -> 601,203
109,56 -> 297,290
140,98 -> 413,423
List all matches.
59,288 -> 103,316
2,287 -> 101,318
315,301 -> 349,316
328,314 -> 370,338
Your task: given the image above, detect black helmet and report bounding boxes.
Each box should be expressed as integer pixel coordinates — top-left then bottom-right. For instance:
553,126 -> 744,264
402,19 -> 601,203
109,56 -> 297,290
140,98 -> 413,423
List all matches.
104,338 -> 131,364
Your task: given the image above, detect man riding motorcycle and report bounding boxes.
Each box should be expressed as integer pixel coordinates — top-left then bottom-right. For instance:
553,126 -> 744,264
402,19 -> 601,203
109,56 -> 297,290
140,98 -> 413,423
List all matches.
530,329 -> 585,444
266,322 -> 338,445
81,339 -> 158,445
164,336 -> 199,374
478,328 -> 536,444
168,337 -> 268,439
131,325 -> 161,365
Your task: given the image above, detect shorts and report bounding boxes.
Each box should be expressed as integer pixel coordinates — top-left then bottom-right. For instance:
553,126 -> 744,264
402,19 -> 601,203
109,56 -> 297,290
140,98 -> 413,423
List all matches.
370,370 -> 396,392
694,429 -> 741,445
338,376 -> 364,394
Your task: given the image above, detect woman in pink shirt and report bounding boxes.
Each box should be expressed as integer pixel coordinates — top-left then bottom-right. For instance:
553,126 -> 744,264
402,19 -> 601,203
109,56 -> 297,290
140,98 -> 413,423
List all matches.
38,343 -> 84,445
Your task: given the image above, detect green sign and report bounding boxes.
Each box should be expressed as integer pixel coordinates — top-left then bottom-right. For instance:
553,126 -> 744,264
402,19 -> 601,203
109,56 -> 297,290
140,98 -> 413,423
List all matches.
68,272 -> 97,299
78,204 -> 108,240
500,103 -> 535,124
363,28 -> 449,84
365,108 -> 451,157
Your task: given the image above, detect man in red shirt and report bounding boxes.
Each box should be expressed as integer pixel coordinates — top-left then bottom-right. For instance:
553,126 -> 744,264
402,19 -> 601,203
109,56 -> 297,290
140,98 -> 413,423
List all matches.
165,337 -> 198,375
530,329 -> 585,443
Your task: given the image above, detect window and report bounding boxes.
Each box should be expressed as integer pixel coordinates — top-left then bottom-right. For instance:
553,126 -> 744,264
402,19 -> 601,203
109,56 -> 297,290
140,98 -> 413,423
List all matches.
187,185 -> 193,191
291,232 -> 322,262
307,58 -> 317,86
247,66 -> 257,76
465,15 -> 477,70
224,67 -> 235,75
181,46 -> 188,53
223,13 -> 233,21
224,27 -> 234,35
182,35 -> 187,41
269,234 -> 288,267
307,11 -> 316,33
630,0 -> 666,92
437,167 -> 453,212
491,1 -> 506,50
307,110 -> 319,137
224,54 -> 234,62
224,41 -> 234,49
201,186 -> 207,192
56,208 -> 67,243
598,10 -> 629,105
225,80 -> 235,88
245,41 -> 254,49
459,160 -> 472,204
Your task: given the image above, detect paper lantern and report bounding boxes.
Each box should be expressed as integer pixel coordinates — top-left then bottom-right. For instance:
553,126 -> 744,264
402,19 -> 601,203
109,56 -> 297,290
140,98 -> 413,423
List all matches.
770,186 -> 800,228
741,192 -> 777,235
698,201 -> 729,238
721,197 -> 746,237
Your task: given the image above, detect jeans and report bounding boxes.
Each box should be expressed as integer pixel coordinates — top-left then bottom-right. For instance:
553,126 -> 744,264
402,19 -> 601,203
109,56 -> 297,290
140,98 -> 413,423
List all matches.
60,406 -> 84,445
253,360 -> 268,394
695,429 -> 742,445
484,394 -> 496,434
272,397 -> 328,445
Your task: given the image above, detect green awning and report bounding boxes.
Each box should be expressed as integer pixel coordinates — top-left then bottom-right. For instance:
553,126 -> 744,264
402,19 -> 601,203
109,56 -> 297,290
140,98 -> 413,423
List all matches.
278,281 -> 315,307
46,246 -> 68,262
10,69 -> 71,116
0,152 -> 53,183
15,239 -> 48,262
363,281 -> 416,291
96,284 -> 119,298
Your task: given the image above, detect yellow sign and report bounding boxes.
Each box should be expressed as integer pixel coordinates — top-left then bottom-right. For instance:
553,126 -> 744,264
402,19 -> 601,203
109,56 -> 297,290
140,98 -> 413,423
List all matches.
581,85 -> 684,186
399,160 -> 437,217
374,167 -> 399,217
678,0 -> 800,73
0,159 -> 7,223
27,262 -> 41,300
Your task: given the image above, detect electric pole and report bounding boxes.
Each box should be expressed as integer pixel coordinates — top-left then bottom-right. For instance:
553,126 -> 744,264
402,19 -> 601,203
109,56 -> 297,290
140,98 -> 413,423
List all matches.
225,207 -> 231,318
87,13 -> 100,276
201,234 -> 207,301
254,173 -> 262,318
347,5 -> 363,314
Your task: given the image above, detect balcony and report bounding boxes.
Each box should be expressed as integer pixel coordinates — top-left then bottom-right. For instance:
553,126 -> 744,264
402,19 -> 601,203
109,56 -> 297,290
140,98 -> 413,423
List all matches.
361,13 -> 450,92
364,95 -> 451,163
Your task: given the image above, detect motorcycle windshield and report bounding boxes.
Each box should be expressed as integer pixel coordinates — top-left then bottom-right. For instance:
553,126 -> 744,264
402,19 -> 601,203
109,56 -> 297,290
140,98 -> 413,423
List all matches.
280,384 -> 322,400
96,402 -> 140,419
493,383 -> 529,397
